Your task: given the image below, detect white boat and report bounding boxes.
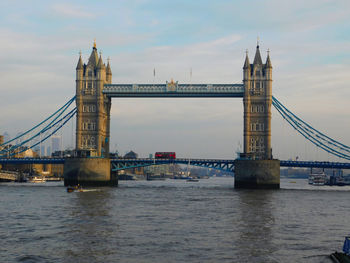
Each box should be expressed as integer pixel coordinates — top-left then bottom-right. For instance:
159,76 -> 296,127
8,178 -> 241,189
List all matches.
308,172 -> 326,185
29,176 -> 46,183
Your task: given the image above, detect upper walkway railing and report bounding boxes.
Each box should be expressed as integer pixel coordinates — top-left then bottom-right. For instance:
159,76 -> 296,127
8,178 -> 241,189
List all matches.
103,83 -> 244,98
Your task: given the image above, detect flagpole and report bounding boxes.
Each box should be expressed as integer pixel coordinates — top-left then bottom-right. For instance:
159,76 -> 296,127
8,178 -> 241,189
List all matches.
153,68 -> 155,88
190,67 -> 192,88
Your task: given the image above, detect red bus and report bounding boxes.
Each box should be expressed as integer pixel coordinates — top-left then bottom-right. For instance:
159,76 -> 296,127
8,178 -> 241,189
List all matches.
155,152 -> 176,159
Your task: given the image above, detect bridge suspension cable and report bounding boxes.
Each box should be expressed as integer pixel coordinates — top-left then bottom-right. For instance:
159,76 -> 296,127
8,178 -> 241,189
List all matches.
272,96 -> 350,160
0,96 -> 76,157
0,96 -> 76,147
0,108 -> 76,157
0,108 -> 77,156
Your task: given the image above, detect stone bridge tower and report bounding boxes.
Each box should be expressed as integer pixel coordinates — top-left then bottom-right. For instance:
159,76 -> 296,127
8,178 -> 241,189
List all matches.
64,42 -> 115,187
234,43 -> 280,189
242,44 -> 272,160
75,41 -> 112,157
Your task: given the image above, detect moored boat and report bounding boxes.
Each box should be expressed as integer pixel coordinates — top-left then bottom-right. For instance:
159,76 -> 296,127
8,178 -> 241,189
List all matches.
29,176 -> 46,183
309,172 -> 326,185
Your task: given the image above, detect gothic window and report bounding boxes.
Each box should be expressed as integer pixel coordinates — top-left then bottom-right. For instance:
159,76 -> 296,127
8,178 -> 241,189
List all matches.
254,82 -> 261,95
82,121 -> 96,131
82,104 -> 96,113
251,122 -> 264,131
88,70 -> 93,77
81,135 -> 96,148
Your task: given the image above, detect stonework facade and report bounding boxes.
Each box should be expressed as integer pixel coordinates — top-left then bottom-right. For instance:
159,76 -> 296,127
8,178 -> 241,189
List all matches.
243,45 -> 273,160
75,42 -> 112,157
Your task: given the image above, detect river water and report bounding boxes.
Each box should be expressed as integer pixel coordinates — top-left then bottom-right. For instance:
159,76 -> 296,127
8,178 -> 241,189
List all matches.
1,177 -> 349,263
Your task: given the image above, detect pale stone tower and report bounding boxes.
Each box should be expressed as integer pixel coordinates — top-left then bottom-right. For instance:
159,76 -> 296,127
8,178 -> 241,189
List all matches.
234,44 -> 279,189
75,41 -> 112,157
242,44 -> 273,160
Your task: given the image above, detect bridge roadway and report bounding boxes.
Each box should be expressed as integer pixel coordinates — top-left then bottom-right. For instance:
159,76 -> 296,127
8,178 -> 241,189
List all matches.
1,158 -> 350,172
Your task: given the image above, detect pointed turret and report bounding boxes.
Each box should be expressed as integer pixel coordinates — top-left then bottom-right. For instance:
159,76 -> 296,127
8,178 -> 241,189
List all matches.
265,51 -> 272,68
243,50 -> 251,81
97,54 -> 105,70
76,53 -> 83,70
87,41 -> 99,68
106,58 -> 112,83
106,59 -> 112,75
243,51 -> 250,69
265,50 -> 272,81
253,44 -> 263,65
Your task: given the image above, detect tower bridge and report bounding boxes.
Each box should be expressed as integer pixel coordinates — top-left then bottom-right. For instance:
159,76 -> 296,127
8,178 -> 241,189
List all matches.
2,41 -> 349,188
64,41 -> 278,188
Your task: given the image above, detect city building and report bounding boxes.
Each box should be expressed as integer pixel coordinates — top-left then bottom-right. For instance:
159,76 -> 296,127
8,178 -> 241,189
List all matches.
3,132 -> 10,143
124,150 -> 138,159
51,135 -> 61,153
144,164 -> 181,178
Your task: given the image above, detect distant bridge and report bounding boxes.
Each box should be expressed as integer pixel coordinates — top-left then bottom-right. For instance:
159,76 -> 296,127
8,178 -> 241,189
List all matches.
1,158 -> 349,173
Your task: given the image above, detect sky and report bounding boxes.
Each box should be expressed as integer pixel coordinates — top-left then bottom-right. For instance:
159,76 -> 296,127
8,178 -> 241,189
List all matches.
0,0 -> 349,161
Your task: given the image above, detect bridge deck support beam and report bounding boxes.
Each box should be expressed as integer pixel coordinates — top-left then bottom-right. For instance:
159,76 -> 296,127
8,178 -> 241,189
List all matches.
234,159 -> 280,189
64,158 -> 117,186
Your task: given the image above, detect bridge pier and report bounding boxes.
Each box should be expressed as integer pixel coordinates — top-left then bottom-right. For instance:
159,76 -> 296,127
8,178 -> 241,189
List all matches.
234,159 -> 280,189
64,158 -> 117,187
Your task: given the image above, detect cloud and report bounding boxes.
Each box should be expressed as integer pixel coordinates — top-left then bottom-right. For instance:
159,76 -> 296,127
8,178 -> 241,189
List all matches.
109,34 -> 243,84
51,3 -> 96,19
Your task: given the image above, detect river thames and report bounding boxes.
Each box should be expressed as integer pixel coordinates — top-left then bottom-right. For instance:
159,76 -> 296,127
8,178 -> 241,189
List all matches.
1,177 -> 349,262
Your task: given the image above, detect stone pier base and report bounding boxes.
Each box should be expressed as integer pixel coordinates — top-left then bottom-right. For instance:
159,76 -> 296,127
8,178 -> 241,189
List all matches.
64,158 -> 117,186
234,159 -> 280,189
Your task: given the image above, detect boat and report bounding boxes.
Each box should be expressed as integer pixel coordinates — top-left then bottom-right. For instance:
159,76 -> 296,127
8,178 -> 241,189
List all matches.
187,178 -> 199,182
308,172 -> 326,185
67,185 -> 99,193
330,236 -> 350,262
29,176 -> 46,183
67,185 -> 82,192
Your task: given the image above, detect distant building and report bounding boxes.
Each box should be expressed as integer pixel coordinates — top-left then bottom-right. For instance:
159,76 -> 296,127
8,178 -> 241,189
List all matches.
40,145 -> 46,157
3,132 -> 10,143
51,135 -> 61,153
124,150 -> 138,159
144,163 -> 180,177
33,146 -> 40,155
46,146 -> 51,157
